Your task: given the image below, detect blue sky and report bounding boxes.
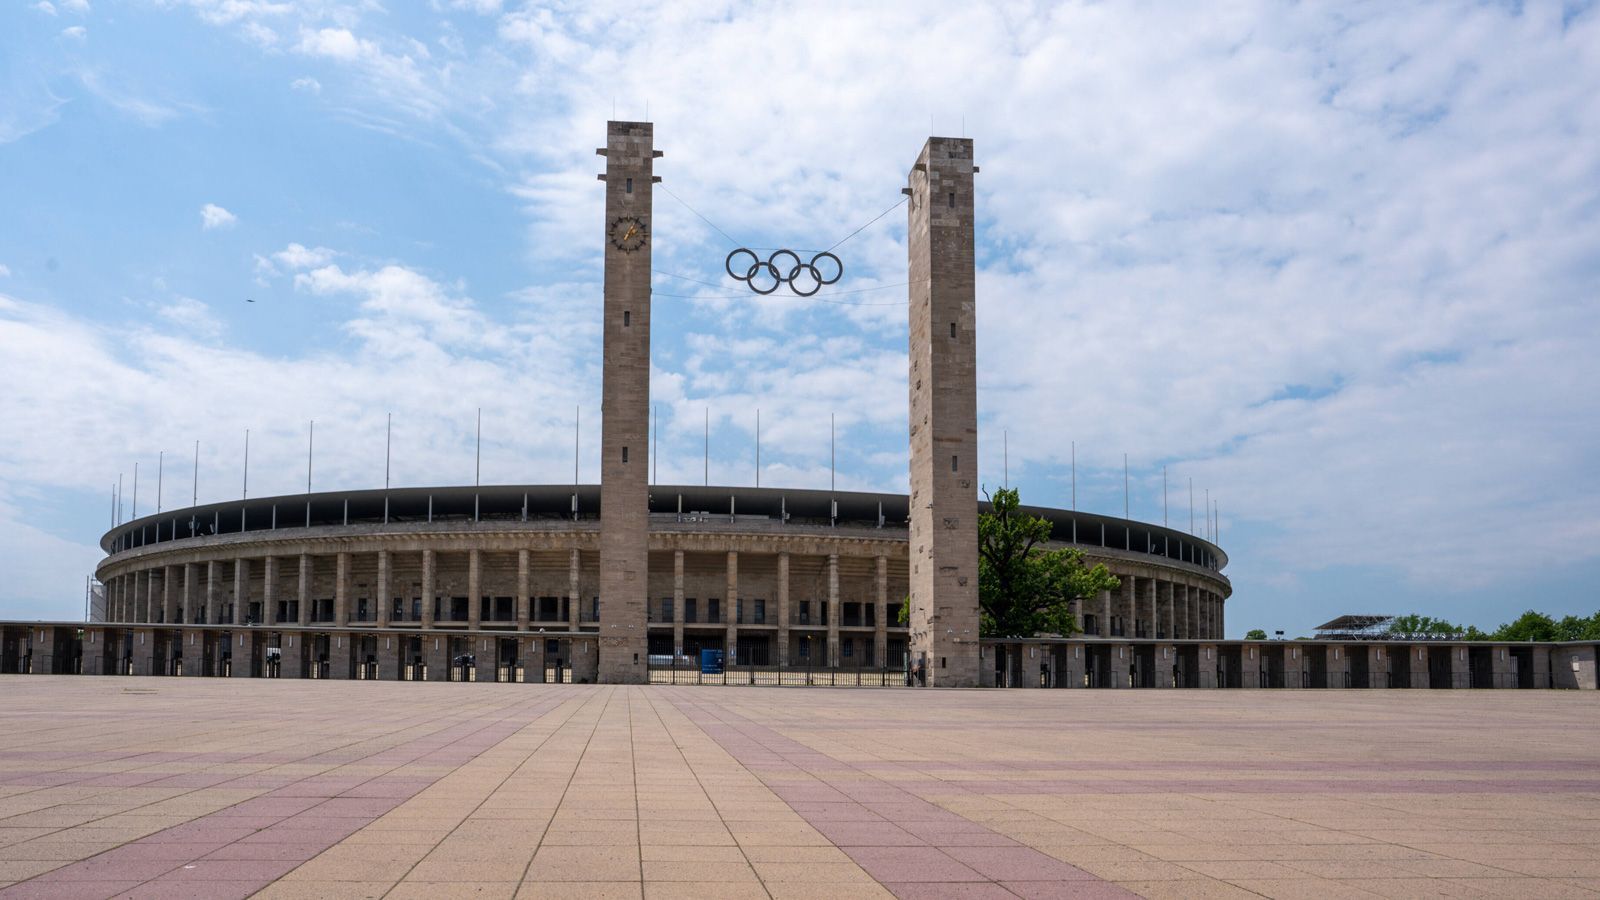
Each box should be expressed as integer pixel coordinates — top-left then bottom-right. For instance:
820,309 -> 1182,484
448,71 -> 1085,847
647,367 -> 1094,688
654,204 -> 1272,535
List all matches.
2,1 -> 1598,636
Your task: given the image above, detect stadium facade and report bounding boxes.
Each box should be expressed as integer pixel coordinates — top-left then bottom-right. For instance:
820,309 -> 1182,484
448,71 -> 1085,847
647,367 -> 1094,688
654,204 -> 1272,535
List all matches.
4,123 -> 1596,689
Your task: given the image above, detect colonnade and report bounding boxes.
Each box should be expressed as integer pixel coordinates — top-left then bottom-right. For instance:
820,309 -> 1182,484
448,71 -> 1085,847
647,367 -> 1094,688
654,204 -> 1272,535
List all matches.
1074,573 -> 1225,640
97,544 -> 932,671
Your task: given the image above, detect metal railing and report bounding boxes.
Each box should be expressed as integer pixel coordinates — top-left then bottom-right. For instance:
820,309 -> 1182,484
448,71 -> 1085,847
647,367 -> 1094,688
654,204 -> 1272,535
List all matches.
646,659 -> 912,687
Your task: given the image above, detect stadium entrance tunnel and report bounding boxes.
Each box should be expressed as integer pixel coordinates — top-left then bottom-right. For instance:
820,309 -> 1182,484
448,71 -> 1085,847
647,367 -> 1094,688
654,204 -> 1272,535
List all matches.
1304,644 -> 1329,688
1085,644 -> 1113,687
1469,645 -> 1495,689
1510,646 -> 1536,688
1217,644 -> 1243,687
1390,646 -> 1413,687
1133,644 -> 1157,688
1428,645 -> 1455,689
1347,645 -> 1371,688
1175,644 -> 1200,687
1261,644 -> 1286,688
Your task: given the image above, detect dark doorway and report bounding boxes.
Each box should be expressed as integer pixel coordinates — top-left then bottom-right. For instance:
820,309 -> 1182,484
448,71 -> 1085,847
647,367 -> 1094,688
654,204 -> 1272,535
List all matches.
1085,644 -> 1112,687
1347,645 -> 1370,688
1218,645 -> 1243,688
1510,646 -> 1534,689
1262,645 -> 1285,688
1468,646 -> 1494,689
1175,645 -> 1200,687
1133,645 -> 1156,688
1427,646 -> 1454,689
1390,646 -> 1412,688
1305,645 -> 1328,688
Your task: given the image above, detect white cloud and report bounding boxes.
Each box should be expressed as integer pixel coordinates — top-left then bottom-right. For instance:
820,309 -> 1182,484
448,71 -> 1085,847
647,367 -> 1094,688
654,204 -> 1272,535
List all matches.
271,242 -> 333,269
35,2 -> 56,15
0,264 -> 10,277
61,25 -> 86,39
77,71 -> 188,126
12,2 -> 1600,623
155,296 -> 224,340
291,76 -> 321,94
242,21 -> 277,46
59,0 -> 89,11
199,203 -> 237,230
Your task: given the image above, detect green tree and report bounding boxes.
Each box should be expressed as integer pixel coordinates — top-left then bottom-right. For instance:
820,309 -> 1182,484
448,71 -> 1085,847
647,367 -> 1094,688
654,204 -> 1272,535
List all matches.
1245,628 -> 1268,640
977,487 -> 1120,638
1491,610 -> 1558,642
1387,614 -> 1460,636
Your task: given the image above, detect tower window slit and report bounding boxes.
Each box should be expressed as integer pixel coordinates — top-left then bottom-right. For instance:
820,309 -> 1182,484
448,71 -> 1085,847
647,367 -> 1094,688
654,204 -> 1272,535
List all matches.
623,310 -> 630,326
948,192 -> 956,208
951,454 -> 958,472
626,177 -> 633,193
622,446 -> 629,463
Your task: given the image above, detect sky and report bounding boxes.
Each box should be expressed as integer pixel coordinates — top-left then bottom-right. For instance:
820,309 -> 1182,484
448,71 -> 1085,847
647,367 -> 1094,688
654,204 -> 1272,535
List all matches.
1,1 -> 1597,637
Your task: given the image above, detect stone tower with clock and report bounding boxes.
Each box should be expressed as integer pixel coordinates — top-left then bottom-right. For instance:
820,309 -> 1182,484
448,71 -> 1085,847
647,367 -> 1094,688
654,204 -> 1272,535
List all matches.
906,136 -> 981,687
597,120 -> 657,684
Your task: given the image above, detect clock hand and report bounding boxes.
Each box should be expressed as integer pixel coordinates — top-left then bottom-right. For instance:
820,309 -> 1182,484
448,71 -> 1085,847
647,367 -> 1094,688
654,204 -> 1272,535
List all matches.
623,224 -> 637,241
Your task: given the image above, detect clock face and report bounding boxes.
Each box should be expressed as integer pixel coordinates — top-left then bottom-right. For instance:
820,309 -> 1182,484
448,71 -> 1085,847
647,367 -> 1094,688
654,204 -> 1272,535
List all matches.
609,216 -> 648,253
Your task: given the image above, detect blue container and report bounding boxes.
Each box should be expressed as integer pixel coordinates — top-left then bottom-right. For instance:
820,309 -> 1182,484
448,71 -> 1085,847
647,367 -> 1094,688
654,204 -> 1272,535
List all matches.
699,649 -> 725,674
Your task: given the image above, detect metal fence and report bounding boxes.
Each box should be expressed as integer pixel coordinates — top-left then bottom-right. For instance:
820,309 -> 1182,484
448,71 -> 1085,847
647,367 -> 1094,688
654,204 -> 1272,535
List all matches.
647,660 -> 912,687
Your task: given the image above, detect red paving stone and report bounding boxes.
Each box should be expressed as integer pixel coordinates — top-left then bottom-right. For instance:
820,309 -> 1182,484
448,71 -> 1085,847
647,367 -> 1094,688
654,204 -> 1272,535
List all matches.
1,677 -> 1598,899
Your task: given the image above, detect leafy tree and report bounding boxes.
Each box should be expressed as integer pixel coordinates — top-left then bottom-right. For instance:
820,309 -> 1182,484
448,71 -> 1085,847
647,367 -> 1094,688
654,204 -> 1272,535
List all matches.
1491,610 -> 1558,642
977,488 -> 1120,638
1245,628 -> 1268,640
1386,614 -> 1461,636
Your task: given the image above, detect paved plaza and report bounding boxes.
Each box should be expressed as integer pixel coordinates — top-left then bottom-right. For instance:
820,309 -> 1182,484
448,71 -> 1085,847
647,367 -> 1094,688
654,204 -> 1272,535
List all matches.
0,680 -> 1597,899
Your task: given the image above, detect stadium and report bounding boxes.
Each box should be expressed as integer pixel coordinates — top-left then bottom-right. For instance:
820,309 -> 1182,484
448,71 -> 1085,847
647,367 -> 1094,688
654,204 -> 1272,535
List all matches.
78,483 -> 1229,685
3,123 -> 1595,690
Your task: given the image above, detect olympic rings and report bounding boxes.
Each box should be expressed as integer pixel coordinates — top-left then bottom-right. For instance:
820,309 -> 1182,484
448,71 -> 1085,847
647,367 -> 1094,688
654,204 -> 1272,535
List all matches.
725,248 -> 844,297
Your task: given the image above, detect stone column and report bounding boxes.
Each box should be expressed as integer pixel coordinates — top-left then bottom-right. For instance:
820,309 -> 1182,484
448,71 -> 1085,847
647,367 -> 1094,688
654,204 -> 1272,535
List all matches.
263,557 -> 278,626
826,553 -> 840,668
475,635 -> 497,683
378,634 -> 402,681
568,548 -> 581,631
205,560 -> 220,626
424,634 -> 449,682
1163,582 -> 1175,639
329,632 -> 353,679
725,551 -> 738,664
181,565 -> 194,624
524,635 -> 544,683
467,549 -> 482,630
1145,577 -> 1157,639
1216,595 -> 1225,638
673,549 -> 685,658
905,135 -> 982,687
874,555 -> 888,668
1098,588 -> 1111,638
420,549 -> 435,628
515,549 -> 530,631
297,554 -> 312,627
131,570 -> 145,623
376,551 -> 390,628
334,552 -> 350,627
234,631 -> 259,678
130,628 -> 154,676
776,551 -> 789,666
234,559 -> 250,626
162,566 -> 176,624
1120,576 -> 1136,638
595,119 -> 656,684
